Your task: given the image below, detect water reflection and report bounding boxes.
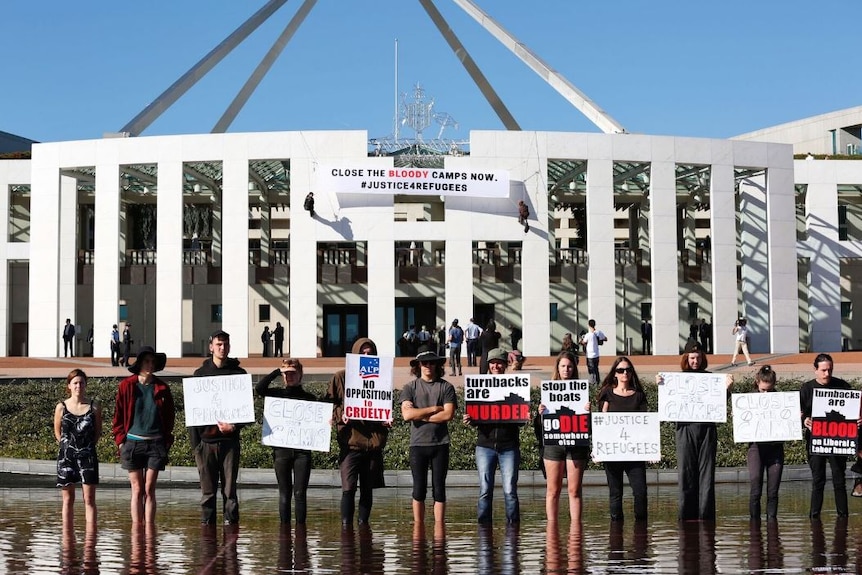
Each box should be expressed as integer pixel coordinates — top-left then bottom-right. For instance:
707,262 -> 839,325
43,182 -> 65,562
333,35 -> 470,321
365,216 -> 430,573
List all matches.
2,482 -> 862,573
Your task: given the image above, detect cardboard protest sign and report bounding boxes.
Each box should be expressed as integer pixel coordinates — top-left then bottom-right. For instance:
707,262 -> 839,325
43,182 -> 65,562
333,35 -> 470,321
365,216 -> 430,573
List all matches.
262,397 -> 332,452
591,412 -> 661,462
731,392 -> 802,443
182,374 -> 255,426
344,353 -> 394,422
658,372 -> 727,423
539,379 -> 590,447
810,388 -> 861,456
464,374 -> 531,423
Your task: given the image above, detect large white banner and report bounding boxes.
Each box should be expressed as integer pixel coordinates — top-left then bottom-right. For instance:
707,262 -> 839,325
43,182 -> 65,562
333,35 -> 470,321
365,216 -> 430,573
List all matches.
810,388 -> 861,456
464,374 -> 531,423
539,379 -> 591,447
317,165 -> 510,198
731,392 -> 802,443
182,374 -> 255,426
591,412 -> 661,462
658,372 -> 728,423
262,397 -> 332,452
344,353 -> 394,422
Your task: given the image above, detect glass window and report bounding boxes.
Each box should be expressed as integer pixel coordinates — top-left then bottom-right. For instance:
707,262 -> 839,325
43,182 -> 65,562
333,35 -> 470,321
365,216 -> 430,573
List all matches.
259,304 -> 271,322
211,304 -> 222,323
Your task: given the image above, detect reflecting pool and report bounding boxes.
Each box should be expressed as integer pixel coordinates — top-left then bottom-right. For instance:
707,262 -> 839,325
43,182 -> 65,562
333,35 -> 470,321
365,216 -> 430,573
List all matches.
1,478 -> 861,573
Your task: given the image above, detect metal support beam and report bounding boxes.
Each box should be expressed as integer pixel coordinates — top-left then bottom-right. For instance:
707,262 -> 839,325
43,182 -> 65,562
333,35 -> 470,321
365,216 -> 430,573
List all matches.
213,0 -> 318,133
418,0 -> 520,131
449,0 -> 626,134
120,0 -> 290,136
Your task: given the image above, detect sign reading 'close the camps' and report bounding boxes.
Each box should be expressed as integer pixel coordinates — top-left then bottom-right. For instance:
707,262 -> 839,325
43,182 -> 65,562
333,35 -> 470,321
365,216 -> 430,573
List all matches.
591,412 -> 661,462
731,392 -> 802,443
810,388 -> 861,456
540,379 -> 591,447
344,353 -> 394,422
464,374 -> 531,423
182,374 -> 255,427
657,372 -> 727,423
262,397 -> 332,452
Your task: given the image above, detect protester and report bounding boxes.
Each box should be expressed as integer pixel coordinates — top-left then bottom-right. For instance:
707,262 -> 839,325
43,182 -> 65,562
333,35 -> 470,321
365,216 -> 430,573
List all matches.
746,365 -> 784,519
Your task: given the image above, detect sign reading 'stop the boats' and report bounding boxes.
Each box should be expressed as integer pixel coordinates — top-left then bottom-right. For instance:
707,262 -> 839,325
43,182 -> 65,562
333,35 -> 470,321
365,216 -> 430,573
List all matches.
319,165 -> 510,198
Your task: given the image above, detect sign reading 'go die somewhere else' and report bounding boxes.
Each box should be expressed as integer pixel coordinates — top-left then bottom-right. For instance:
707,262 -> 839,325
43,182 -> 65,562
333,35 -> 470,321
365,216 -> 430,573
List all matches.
810,388 -> 861,456
344,354 -> 394,422
540,379 -> 591,447
464,374 -> 531,424
658,372 -> 728,423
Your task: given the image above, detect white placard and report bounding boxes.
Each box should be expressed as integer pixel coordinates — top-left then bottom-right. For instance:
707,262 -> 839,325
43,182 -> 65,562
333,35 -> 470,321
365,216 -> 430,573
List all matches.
262,397 -> 332,452
591,412 -> 661,462
317,164 -> 510,198
464,374 -> 531,423
344,354 -> 394,421
658,372 -> 727,423
810,388 -> 861,456
182,374 -> 255,426
539,379 -> 591,447
731,392 -> 802,443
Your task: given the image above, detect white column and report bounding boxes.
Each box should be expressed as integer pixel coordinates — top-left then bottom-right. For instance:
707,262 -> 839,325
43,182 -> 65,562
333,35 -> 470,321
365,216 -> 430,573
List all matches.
585,159 -> 616,350
367,239 -> 395,356
93,161 -> 122,359
807,181 -> 842,351
156,160 -> 183,357
738,173 -> 769,352
710,163 -> 738,354
445,238 -> 473,330
222,158 -> 250,357
58,175 -> 78,352
765,162 -> 799,353
649,161 -> 679,355
289,160 -> 319,359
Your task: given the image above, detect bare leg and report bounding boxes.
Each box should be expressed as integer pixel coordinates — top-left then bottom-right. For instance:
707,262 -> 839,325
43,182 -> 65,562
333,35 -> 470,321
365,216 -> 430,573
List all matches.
82,483 -> 97,526
412,499 -> 425,523
544,459 -> 564,521
128,469 -> 145,523
433,501 -> 446,523
144,468 -> 160,524
566,459 -> 586,523
61,485 -> 76,525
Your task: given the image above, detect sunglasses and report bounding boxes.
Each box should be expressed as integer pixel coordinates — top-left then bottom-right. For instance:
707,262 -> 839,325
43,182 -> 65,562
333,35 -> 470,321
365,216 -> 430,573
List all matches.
615,367 -> 633,374
420,360 -> 438,366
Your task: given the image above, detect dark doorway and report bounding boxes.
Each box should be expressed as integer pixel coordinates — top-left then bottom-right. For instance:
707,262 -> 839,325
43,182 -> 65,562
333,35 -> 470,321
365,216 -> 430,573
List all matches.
395,297 -> 437,357
322,305 -> 367,357
473,303 -> 496,331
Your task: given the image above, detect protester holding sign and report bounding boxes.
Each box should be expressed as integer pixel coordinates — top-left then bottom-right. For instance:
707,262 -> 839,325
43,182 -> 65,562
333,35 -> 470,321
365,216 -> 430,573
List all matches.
745,365 -> 785,520
463,348 -> 523,525
658,340 -> 732,521
325,337 -> 391,528
112,346 -> 174,525
596,356 -> 649,522
539,351 -> 590,523
401,346 -> 457,524
800,353 -> 853,519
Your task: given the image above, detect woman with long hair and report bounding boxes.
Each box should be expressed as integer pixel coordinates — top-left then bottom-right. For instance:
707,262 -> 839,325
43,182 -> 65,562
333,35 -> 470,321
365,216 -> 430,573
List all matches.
746,365 -> 784,519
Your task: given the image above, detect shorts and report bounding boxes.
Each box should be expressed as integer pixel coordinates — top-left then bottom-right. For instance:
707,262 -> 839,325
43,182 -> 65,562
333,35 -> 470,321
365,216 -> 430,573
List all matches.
339,449 -> 386,491
120,439 -> 168,471
542,444 -> 589,462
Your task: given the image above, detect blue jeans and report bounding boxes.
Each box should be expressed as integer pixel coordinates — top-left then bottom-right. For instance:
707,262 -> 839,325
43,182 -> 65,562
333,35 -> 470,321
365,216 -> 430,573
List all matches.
475,445 -> 520,524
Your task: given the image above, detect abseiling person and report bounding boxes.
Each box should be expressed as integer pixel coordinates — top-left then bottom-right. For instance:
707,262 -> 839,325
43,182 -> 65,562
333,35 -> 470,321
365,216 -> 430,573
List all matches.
463,348 -> 522,525
401,345 -> 457,524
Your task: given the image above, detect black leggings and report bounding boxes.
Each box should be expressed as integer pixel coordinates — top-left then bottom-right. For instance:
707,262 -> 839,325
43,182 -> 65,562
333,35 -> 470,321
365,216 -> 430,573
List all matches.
273,448 -> 312,524
409,444 -> 450,503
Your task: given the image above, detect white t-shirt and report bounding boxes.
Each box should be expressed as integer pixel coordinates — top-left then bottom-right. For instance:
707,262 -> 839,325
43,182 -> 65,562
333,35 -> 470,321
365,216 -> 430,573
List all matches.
581,329 -> 606,359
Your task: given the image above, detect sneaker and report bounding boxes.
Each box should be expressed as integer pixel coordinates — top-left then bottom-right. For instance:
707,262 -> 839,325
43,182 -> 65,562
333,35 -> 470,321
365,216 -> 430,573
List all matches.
748,361 -> 756,366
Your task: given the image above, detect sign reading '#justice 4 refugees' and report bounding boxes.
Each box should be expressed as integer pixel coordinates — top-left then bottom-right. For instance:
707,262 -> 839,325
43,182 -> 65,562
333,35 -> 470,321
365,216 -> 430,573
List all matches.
540,379 -> 590,447
182,374 -> 255,427
464,374 -> 531,423
262,397 -> 332,452
591,412 -> 661,462
318,165 -> 510,198
731,392 -> 802,443
344,354 -> 394,422
810,388 -> 861,456
658,372 -> 727,423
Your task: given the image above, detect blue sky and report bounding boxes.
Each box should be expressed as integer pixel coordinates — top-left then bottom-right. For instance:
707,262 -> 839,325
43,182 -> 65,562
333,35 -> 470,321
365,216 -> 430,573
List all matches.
3,1 -> 860,143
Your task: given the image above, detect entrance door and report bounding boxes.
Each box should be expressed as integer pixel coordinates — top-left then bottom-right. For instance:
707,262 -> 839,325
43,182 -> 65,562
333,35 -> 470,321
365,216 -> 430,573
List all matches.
395,297 -> 437,356
473,303 -> 495,332
322,305 -> 367,357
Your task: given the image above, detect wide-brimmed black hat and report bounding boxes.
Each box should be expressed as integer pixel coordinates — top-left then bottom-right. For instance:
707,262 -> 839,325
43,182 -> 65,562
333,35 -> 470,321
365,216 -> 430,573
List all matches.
410,345 -> 447,367
128,346 -> 167,374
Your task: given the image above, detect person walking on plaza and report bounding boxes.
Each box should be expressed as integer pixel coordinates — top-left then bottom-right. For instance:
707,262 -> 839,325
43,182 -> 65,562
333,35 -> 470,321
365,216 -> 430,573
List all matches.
112,347 -> 174,525
464,318 -> 482,367
122,323 -> 132,366
731,318 -> 755,366
110,324 -> 121,366
597,356 -> 649,522
256,357 -> 317,525
746,365 -> 785,520
401,346 -> 457,524
62,318 -> 75,357
191,330 -> 247,525
801,353 -> 851,519
463,348 -> 521,525
446,319 -> 464,377
55,369 -> 102,527
273,322 -> 285,358
580,319 -> 607,384
325,337 -> 390,528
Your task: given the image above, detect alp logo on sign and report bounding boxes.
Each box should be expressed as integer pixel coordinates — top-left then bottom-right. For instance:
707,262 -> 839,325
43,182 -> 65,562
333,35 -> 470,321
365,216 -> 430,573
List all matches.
359,356 -> 380,381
